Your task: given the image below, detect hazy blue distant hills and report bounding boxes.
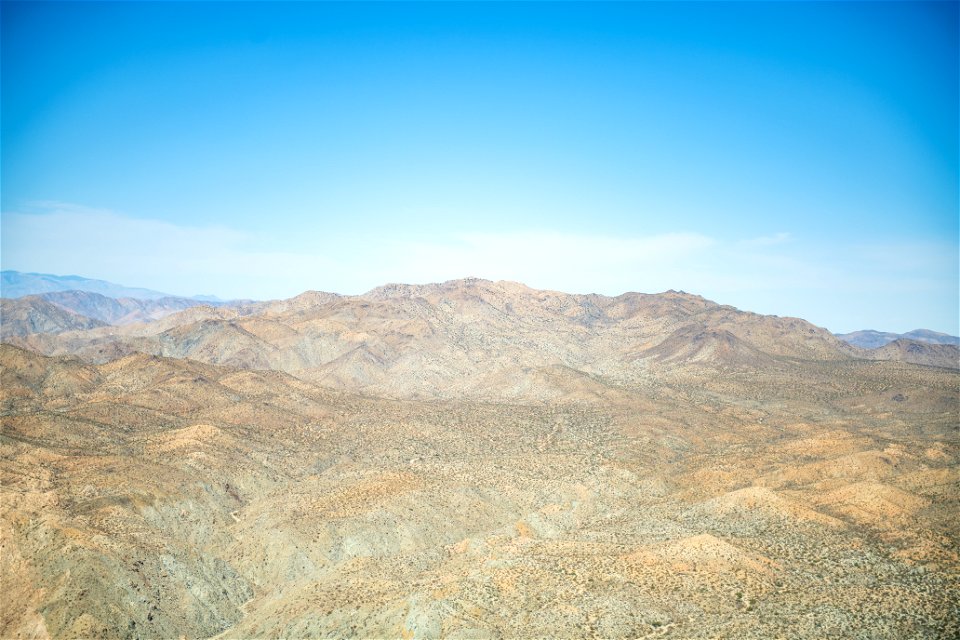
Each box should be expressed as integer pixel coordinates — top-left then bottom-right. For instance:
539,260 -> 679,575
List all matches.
836,329 -> 960,349
34,290 -> 228,325
901,329 -> 960,345
1,270 -> 220,301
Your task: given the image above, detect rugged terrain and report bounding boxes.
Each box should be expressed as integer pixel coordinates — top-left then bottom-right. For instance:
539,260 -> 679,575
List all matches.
1,296 -> 110,339
7,280 -> 957,394
0,271 -> 203,301
837,329 -> 960,349
865,338 -> 960,370
2,279 -> 958,639
0,293 -> 227,339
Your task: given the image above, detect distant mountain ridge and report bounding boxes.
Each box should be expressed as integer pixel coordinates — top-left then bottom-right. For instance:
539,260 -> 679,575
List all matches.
836,329 -> 960,349
0,277 -> 901,401
3,275 -> 957,392
0,270 -> 221,301
35,290 -> 233,325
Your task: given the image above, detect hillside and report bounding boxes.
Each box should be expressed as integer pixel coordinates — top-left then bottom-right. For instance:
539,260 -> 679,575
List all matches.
5,279 -> 864,401
836,329 -> 960,349
2,279 -> 959,639
866,338 -> 960,370
0,296 -> 108,339
37,290 -> 232,325
2,336 -> 957,638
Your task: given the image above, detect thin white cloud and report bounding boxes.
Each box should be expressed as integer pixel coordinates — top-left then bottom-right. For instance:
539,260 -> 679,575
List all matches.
739,232 -> 791,246
0,203 -> 338,298
2,202 -> 954,334
2,202 -> 248,266
0,203 -> 721,298
378,231 -> 718,295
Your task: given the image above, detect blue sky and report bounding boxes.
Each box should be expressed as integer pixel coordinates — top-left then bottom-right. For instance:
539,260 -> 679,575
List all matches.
2,1 -> 957,334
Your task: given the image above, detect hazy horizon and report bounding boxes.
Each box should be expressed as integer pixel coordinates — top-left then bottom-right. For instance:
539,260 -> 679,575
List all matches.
2,2 -> 957,334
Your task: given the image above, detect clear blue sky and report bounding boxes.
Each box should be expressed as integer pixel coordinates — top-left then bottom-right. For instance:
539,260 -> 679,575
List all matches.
2,1 -> 957,333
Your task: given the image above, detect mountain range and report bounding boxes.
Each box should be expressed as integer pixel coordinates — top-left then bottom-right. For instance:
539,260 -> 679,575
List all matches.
0,291 -> 239,339
2,275 -> 958,638
0,270 -> 222,301
835,328 -> 960,349
3,278 -> 957,392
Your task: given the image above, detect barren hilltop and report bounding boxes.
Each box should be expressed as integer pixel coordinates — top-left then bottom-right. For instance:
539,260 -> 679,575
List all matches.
2,278 -> 958,638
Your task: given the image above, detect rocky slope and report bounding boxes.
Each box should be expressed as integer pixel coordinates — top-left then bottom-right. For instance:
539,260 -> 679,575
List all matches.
35,290 -> 229,325
2,280 -> 959,639
2,342 -> 957,639
0,296 -> 108,339
866,338 -> 959,370
6,279 -> 862,400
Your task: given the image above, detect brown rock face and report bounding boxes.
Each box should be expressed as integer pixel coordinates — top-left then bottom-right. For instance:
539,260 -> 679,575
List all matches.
9,279 -> 864,399
0,296 -> 108,339
2,280 -> 958,639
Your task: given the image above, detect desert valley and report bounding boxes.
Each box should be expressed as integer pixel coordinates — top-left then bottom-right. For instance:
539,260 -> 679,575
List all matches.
1,276 -> 957,639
